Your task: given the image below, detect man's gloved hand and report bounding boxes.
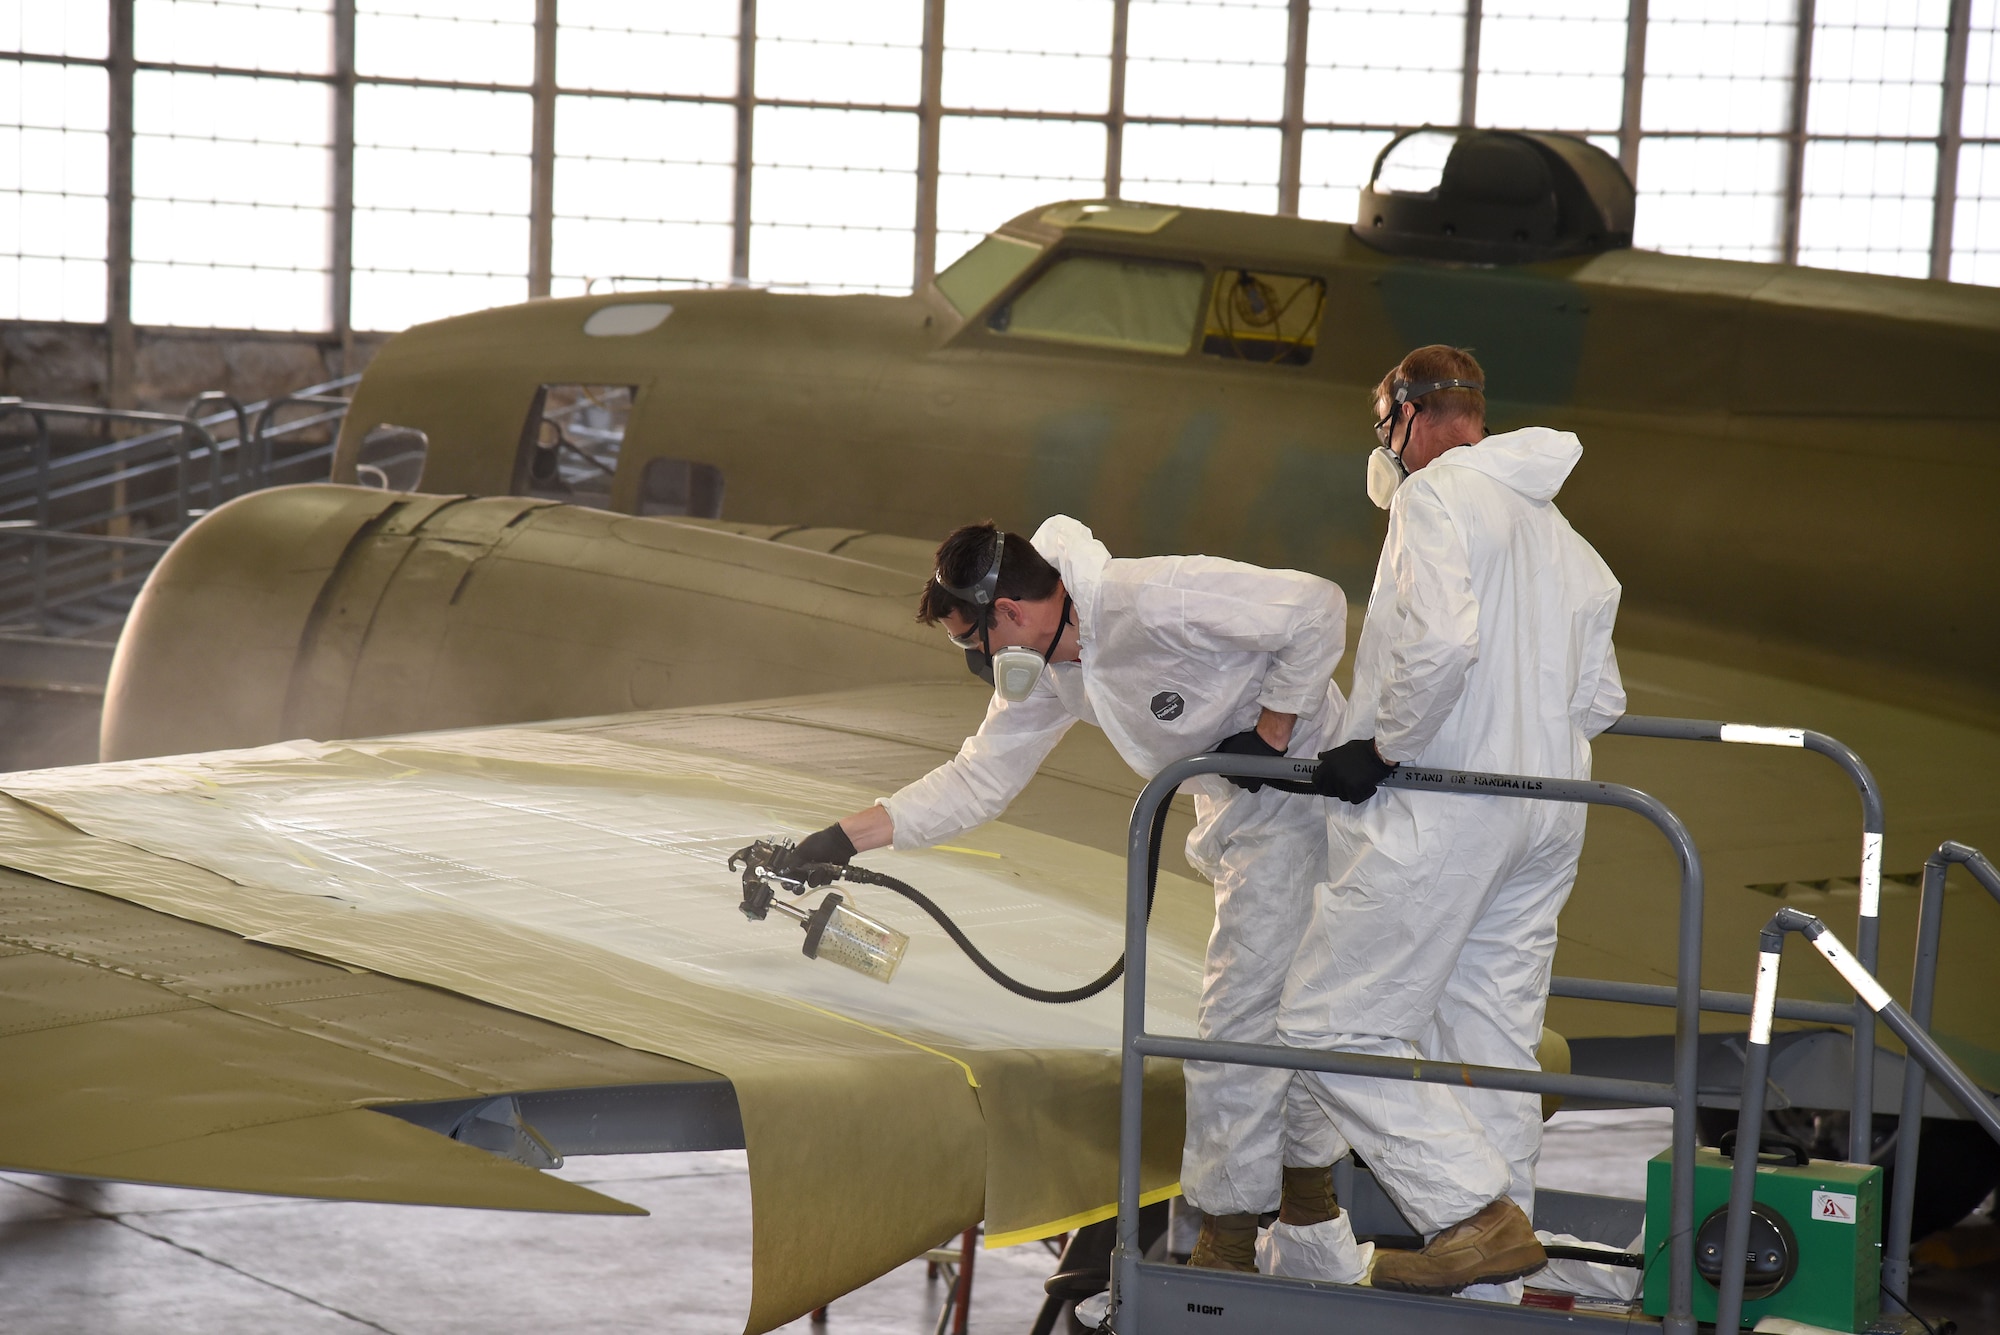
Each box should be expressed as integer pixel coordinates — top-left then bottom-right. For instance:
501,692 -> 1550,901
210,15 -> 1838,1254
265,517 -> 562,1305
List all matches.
1213,728 -> 1285,792
1311,738 -> 1398,804
783,822 -> 857,886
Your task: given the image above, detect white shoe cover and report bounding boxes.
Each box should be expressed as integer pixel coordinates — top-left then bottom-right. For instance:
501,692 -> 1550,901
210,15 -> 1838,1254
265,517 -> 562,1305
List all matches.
1257,1214 -> 1375,1283
1459,1279 -> 1526,1304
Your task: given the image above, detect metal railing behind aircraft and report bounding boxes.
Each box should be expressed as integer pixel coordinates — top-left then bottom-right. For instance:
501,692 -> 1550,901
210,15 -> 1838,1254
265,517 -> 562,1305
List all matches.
0,374 -> 359,638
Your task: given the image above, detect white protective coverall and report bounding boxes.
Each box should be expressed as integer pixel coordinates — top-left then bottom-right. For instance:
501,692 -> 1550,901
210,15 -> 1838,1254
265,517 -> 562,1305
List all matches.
1272,427 -> 1623,1280
881,515 -> 1349,1216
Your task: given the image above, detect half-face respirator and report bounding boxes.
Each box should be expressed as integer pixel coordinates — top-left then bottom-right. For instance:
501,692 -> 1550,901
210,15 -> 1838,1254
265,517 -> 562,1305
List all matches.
1367,375 -> 1484,509
934,531 -> 1071,705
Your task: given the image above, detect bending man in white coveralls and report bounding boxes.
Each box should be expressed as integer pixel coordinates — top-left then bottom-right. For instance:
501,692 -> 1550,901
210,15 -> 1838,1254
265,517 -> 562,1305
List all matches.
1285,345 -> 1625,1296
771,516 -> 1352,1273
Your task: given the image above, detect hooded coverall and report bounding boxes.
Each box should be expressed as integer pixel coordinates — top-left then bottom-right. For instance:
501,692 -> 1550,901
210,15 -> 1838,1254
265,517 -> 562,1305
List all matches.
1273,427 -> 1624,1280
881,515 -> 1349,1217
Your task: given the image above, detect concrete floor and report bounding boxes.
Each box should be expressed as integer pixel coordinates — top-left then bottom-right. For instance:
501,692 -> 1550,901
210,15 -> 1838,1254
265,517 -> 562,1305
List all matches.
1,1110 -> 1991,1333
0,1150 -> 1058,1334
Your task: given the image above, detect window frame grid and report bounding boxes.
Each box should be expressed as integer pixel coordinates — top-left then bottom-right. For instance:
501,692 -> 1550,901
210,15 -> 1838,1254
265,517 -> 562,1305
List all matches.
1,0 -> 1996,356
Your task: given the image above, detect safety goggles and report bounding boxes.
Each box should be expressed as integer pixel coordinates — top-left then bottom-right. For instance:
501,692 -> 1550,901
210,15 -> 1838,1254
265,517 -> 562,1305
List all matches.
944,618 -> 989,653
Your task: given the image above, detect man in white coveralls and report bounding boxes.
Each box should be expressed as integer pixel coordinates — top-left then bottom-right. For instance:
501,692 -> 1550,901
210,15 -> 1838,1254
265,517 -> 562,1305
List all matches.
770,516 -> 1358,1274
1284,345 -> 1625,1297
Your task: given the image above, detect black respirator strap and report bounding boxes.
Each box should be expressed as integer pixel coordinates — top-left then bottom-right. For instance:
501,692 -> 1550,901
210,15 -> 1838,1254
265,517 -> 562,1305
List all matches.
933,530 -> 1005,610
1043,593 -> 1074,664
1393,376 -> 1483,404
1388,377 -> 1484,456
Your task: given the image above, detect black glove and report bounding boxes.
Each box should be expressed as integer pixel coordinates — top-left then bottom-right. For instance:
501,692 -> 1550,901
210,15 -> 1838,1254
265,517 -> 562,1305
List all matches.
783,822 -> 857,886
1311,738 -> 1397,804
1213,728 -> 1284,792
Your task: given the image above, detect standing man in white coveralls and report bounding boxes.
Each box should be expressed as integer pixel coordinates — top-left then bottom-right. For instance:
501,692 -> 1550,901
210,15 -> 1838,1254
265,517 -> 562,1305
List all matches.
768,516 -> 1354,1273
1280,345 -> 1625,1297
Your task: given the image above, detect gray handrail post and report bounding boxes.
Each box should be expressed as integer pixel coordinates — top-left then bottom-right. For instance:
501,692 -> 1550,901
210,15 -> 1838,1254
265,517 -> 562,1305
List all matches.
1605,714 -> 1887,1164
1882,841 -> 2000,1299
1722,906 -> 2000,1333
0,402 -> 56,631
182,419 -> 222,516
183,390 -> 248,497
30,408 -> 49,632
1112,754 -> 1705,1335
253,378 -> 361,488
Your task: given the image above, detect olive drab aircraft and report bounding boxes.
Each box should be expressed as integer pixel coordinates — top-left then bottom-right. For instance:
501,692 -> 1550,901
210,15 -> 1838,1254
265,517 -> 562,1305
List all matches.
5,129 -> 1997,1332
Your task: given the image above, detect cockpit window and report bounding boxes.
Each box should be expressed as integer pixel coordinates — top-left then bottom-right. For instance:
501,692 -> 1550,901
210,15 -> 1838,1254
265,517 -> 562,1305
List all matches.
987,253 -> 1203,356
1202,269 -> 1327,366
1375,129 -> 1456,195
936,235 -> 1041,316
515,384 -> 634,510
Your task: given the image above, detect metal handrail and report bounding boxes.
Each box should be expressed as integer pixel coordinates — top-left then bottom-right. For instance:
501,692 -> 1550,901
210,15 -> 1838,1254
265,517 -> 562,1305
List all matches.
0,523 -> 172,549
0,400 -> 218,524
1717,906 -> 2000,1333
0,373 -> 357,503
183,389 -> 250,494
1881,841 -> 2000,1299
250,381 -> 359,487
1549,974 -> 1855,1026
1111,754 -> 1707,1335
0,375 -> 358,636
1605,714 -> 1887,1163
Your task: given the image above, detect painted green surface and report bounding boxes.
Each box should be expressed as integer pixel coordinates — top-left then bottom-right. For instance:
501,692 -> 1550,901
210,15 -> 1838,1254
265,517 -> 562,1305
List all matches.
328,199 -> 2000,729
1644,1148 -> 1882,1330
1377,264 -> 1590,406
0,864 -> 700,1215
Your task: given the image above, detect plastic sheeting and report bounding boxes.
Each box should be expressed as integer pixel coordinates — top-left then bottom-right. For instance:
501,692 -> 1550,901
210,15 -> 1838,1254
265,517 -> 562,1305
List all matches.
0,720 -> 1208,1333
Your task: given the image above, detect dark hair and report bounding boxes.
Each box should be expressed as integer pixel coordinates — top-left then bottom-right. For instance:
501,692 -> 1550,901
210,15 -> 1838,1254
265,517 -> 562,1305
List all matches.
917,522 -> 1061,626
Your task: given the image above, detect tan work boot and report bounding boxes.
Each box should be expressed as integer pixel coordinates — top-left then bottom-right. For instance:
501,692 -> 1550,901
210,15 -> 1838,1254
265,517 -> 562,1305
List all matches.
1186,1211 -> 1260,1272
1368,1198 -> 1545,1294
1277,1164 -> 1340,1228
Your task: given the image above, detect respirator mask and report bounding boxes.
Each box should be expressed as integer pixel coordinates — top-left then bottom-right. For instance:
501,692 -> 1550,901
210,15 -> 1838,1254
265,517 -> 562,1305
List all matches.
935,532 -> 1072,705
1366,375 -> 1485,510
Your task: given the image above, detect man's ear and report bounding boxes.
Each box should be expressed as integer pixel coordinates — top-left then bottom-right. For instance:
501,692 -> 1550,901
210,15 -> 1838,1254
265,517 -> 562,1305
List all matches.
992,597 -> 1023,626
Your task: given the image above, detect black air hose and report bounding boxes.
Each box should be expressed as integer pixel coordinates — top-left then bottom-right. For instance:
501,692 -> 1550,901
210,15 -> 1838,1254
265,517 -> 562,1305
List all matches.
805,797 -> 1174,1004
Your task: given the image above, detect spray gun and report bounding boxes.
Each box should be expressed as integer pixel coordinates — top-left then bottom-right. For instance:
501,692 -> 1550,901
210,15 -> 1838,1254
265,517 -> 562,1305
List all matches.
729,839 -> 910,984
725,797 -> 1177,1003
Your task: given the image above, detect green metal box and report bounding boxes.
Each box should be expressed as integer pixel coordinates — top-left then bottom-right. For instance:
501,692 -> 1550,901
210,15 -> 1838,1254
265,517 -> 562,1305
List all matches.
1642,1146 -> 1881,1331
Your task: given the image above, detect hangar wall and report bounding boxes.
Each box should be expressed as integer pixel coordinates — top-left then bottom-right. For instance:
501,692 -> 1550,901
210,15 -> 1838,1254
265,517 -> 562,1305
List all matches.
4,1 -> 1997,358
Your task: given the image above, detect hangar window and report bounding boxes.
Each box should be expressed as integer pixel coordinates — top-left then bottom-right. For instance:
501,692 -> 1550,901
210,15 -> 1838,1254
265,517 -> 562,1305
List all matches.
986,253 -> 1202,355
638,458 -> 725,520
514,384 -> 635,510
935,234 -> 1041,316
354,424 -> 429,492
1202,269 -> 1326,366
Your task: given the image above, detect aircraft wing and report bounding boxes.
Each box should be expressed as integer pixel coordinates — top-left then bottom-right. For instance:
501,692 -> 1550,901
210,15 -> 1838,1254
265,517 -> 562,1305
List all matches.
0,684 -> 1203,1333
0,861 -> 703,1217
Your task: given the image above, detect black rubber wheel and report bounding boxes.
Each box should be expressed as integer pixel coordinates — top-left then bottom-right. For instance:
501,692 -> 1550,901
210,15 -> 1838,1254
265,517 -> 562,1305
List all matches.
1891,1117 -> 2000,1241
1031,1202 -> 1170,1335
